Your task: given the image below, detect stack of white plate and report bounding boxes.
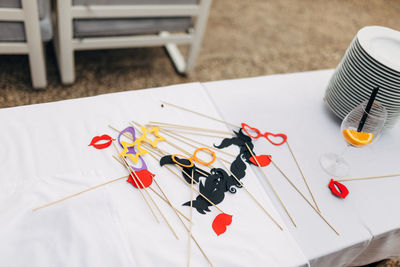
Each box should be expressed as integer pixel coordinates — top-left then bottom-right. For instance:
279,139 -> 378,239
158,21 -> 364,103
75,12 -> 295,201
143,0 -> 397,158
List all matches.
325,26 -> 400,128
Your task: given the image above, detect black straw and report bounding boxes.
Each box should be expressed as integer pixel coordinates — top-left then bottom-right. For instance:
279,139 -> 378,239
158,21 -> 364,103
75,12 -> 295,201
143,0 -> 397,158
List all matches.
357,86 -> 380,132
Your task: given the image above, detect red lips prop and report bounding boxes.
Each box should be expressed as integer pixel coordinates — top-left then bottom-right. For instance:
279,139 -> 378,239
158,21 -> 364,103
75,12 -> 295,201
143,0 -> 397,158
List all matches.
249,155 -> 272,166
212,213 -> 233,236
89,134 -> 115,149
241,123 -> 287,146
328,179 -> 349,199
127,169 -> 155,188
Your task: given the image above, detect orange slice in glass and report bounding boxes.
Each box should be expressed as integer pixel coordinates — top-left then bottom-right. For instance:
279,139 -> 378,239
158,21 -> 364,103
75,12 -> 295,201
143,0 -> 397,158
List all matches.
342,129 -> 373,147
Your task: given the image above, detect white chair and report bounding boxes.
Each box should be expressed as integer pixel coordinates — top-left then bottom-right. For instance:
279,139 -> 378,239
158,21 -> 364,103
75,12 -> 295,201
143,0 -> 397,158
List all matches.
54,0 -> 212,84
0,0 -> 51,89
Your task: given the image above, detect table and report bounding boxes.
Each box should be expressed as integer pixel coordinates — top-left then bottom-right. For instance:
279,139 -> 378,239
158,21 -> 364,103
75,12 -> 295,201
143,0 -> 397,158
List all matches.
0,70 -> 399,266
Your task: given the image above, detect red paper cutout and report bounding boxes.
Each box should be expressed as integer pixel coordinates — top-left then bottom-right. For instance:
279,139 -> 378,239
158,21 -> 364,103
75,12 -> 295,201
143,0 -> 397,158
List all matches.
328,179 -> 349,199
241,123 -> 287,146
249,155 -> 272,166
89,134 -> 115,149
265,132 -> 288,146
127,169 -> 155,188
212,213 -> 233,236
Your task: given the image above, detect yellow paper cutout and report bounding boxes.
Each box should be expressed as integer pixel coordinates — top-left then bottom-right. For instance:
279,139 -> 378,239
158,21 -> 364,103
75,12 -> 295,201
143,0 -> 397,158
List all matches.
119,137 -> 148,164
140,126 -> 166,147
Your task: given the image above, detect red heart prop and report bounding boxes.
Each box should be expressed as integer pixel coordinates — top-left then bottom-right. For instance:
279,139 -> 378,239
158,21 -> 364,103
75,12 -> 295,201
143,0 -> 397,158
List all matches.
328,179 -> 349,199
212,213 -> 233,236
249,155 -> 272,166
241,123 -> 261,139
265,132 -> 287,146
89,134 -> 115,149
127,169 -> 154,188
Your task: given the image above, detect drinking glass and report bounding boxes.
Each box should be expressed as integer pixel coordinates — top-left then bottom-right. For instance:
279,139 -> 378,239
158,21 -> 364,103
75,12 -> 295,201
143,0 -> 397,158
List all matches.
320,100 -> 387,177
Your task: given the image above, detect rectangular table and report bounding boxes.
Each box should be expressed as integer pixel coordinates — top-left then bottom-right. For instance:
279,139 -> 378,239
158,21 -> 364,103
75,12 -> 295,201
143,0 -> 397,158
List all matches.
0,70 -> 399,266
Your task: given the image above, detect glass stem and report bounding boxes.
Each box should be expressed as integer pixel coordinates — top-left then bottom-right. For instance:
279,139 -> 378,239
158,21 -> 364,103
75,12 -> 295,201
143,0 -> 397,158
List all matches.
337,144 -> 351,163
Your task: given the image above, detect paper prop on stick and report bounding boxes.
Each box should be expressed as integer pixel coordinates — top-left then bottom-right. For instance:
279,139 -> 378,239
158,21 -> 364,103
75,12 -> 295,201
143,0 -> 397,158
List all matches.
160,155 -> 208,184
242,123 -> 287,146
249,155 -> 272,167
212,213 -> 233,236
118,126 -> 148,172
183,168 -> 233,214
214,129 -> 261,175
119,139 -> 148,164
139,126 -> 166,147
160,155 -> 240,214
127,169 -> 155,188
328,179 -> 349,199
89,134 -> 115,149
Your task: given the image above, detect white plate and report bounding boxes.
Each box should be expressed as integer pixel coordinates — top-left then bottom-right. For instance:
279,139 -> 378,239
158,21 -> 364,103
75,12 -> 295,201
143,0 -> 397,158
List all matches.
327,69 -> 400,125
353,38 -> 400,78
349,43 -> 400,87
342,57 -> 400,101
351,40 -> 400,84
336,69 -> 400,109
357,26 -> 400,73
353,38 -> 400,80
338,50 -> 400,99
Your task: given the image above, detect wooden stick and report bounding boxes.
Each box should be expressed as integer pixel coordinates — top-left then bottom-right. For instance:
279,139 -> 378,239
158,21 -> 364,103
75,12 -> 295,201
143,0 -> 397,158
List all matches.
158,128 -> 229,139
115,144 -> 180,239
125,122 -> 212,179
176,164 -> 225,213
269,158 -> 340,235
155,128 -> 225,169
135,132 -> 211,179
218,158 -> 283,230
130,122 -> 192,160
146,148 -> 225,214
153,176 -> 214,267
120,122 -> 225,213
336,174 -> 400,182
159,102 -> 339,233
131,121 -> 218,172
157,129 -> 237,169
113,143 -> 160,224
121,123 -> 214,265
155,129 -> 282,229
158,103 -> 324,222
33,175 -> 128,211
157,131 -> 285,230
218,159 -> 283,231
161,128 -> 236,158
143,145 -> 202,187
142,148 -> 214,267
286,141 -> 320,213
113,155 -> 190,222
161,101 -> 239,128
245,143 -> 297,227
162,124 -> 321,215
149,121 -> 233,135
187,169 -> 194,267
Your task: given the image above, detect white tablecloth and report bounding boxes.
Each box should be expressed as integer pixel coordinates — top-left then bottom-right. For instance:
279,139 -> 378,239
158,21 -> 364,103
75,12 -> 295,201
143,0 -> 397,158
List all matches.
0,83 -> 306,267
0,70 -> 399,266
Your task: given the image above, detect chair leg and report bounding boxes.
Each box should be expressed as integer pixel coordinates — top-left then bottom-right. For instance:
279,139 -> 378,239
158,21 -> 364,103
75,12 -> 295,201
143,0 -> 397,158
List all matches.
185,0 -> 212,73
55,0 -> 75,84
161,31 -> 186,73
21,0 -> 47,89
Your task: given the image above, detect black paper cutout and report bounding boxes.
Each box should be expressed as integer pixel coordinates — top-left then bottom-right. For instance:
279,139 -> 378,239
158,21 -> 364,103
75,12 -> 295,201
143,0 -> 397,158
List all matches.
160,155 -> 240,214
183,168 -> 230,214
159,129 -> 257,215
214,128 -> 257,181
